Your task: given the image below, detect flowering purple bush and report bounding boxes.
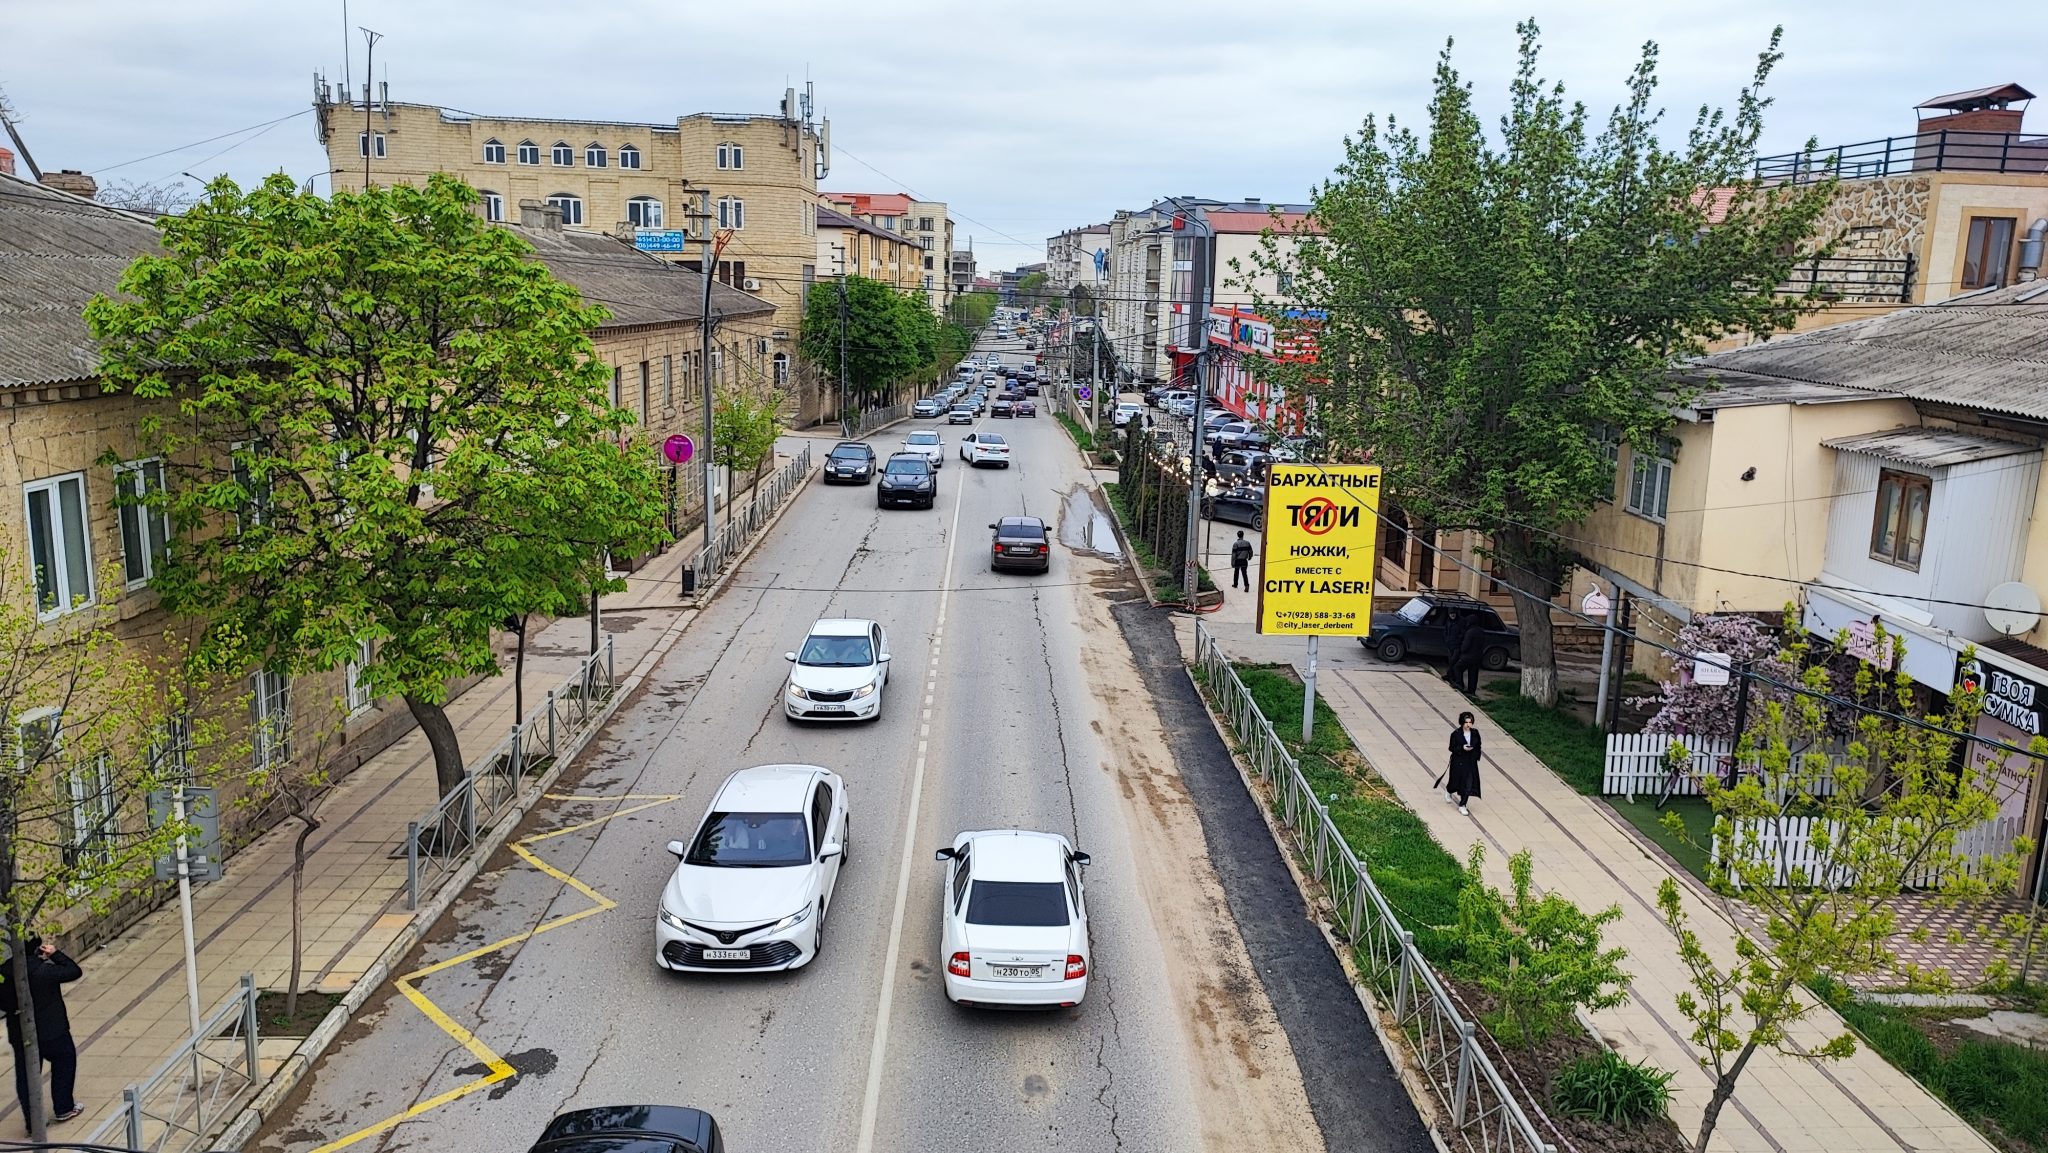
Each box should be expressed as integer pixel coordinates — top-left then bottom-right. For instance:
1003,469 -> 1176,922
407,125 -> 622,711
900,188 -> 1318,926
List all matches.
1630,614 -> 1798,740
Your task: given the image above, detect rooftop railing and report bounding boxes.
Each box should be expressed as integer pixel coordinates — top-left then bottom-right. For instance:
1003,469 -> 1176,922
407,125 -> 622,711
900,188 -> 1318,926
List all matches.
1756,129 -> 2048,184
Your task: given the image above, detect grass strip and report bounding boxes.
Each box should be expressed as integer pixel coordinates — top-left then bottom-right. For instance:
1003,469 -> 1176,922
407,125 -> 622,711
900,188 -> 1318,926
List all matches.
1056,412 -> 1095,453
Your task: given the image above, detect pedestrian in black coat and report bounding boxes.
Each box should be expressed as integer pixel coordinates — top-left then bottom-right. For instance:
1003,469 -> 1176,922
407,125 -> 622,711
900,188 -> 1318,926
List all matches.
1454,621 -> 1488,695
1445,712 -> 1483,815
0,937 -> 83,1125
1442,611 -> 1469,684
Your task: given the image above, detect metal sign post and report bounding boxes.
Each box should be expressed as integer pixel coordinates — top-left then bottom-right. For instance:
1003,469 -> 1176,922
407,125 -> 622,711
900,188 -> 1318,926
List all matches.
151,785 -> 221,1086
1303,636 -> 1320,743
1256,463 -> 1385,749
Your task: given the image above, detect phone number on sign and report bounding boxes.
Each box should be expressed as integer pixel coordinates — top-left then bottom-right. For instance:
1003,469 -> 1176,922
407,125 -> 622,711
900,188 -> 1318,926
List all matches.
1271,611 -> 1357,624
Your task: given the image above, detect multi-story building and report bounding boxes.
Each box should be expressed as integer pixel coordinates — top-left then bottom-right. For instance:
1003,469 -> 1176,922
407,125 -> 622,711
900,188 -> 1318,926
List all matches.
820,192 -> 954,314
815,205 -> 927,293
312,81 -> 829,345
1046,223 -> 1111,292
950,246 -> 977,302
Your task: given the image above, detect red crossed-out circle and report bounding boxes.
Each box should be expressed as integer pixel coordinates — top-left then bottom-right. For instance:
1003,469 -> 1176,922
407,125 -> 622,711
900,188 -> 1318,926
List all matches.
1300,497 -> 1340,535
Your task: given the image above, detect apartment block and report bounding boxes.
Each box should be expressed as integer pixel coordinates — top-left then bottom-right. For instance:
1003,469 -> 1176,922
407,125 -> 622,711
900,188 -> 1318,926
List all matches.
821,191 -> 955,314
1046,223 -> 1110,292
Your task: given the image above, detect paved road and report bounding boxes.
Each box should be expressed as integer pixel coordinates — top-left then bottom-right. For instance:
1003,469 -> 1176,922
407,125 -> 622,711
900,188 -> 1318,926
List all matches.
253,328 -> 1333,1153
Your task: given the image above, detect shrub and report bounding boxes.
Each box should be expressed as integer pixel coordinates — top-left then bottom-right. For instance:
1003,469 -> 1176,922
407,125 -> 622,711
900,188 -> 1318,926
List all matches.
1445,845 -> 1631,1046
1551,1050 -> 1675,1127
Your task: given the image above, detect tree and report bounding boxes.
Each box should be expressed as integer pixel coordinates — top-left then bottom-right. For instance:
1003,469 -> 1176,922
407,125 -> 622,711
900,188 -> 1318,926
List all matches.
1014,271 -> 1052,312
0,560 -> 182,1141
798,275 -> 934,414
1249,23 -> 1832,704
711,383 -> 783,494
85,173 -> 668,800
1658,624 -> 2032,1152
96,178 -> 197,217
949,290 -> 997,330
1446,845 -> 1631,1046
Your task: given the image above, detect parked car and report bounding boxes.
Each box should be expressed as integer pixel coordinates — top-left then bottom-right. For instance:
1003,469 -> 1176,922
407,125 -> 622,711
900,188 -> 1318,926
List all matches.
1145,385 -> 1175,408
1112,402 -> 1145,429
783,618 -> 891,722
947,404 -> 975,425
1201,486 -> 1265,528
935,830 -> 1091,1008
1362,592 -> 1520,669
1164,393 -> 1196,418
655,764 -> 847,972
902,429 -> 945,468
989,516 -> 1052,574
1204,420 -> 1253,447
1202,411 -> 1238,435
1014,399 -> 1037,417
913,398 -> 945,418
822,441 -> 877,485
961,432 -> 1012,467
529,1106 -> 725,1153
1206,448 -> 1275,485
877,454 -> 938,508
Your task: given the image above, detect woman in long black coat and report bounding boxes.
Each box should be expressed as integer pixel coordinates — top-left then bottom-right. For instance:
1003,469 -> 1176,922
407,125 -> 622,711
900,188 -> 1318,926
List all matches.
1445,711 -> 1482,815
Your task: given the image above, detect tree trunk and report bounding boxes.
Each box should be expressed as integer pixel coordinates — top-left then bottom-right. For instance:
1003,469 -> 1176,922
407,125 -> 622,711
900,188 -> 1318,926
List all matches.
1694,1041 -> 1762,1152
9,925 -> 46,1142
285,811 -> 319,1021
1505,582 -> 1560,706
405,695 -> 467,798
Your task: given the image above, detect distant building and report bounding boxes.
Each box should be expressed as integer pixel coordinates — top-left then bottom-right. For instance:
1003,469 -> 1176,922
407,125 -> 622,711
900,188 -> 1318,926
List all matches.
821,191 -> 955,314
1046,223 -> 1110,292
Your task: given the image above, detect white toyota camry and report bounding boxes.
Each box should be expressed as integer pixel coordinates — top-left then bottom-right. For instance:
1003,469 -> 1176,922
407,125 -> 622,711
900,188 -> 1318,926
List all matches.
784,618 -> 890,721
934,830 -> 1091,1009
656,764 -> 848,973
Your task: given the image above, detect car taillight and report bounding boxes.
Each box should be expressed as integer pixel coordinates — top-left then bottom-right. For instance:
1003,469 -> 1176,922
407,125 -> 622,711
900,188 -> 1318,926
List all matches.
1038,545 -> 1050,554
1065,955 -> 1087,980
993,544 -> 1003,554
949,952 -> 973,977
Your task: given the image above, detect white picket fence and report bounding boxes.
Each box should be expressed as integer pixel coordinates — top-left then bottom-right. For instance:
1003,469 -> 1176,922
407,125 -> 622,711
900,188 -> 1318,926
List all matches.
1712,814 -> 2024,890
1603,731 -> 1840,801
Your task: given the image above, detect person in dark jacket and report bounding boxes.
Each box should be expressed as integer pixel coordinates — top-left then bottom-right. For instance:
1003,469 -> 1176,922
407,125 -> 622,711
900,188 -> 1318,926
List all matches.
1453,619 -> 1488,695
1442,611 -> 1468,684
1230,531 -> 1254,591
1446,712 -> 1483,815
0,937 -> 84,1125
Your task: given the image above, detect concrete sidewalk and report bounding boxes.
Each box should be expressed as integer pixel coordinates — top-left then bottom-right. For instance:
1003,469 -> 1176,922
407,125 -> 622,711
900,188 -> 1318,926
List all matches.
8,448 -> 808,1137
1180,590 -> 1993,1153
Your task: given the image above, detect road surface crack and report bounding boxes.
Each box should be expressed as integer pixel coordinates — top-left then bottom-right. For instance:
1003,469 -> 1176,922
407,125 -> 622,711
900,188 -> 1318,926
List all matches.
823,512 -> 882,616
562,1032 -> 613,1109
1030,591 -> 1082,845
1092,968 -> 1128,1150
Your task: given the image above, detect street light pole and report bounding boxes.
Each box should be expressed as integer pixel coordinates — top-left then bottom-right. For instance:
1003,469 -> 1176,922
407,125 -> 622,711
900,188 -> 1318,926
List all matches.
1177,204 -> 1214,605
693,192 -> 732,572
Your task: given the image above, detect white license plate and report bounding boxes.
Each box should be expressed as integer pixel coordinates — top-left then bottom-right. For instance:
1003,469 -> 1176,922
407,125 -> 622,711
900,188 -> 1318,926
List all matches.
812,703 -> 844,712
1009,547 -> 1037,555
993,964 -> 1043,978
703,948 -> 750,961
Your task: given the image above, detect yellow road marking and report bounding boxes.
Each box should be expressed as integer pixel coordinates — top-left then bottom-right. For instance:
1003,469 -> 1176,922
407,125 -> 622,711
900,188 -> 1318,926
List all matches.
305,793 -> 682,1153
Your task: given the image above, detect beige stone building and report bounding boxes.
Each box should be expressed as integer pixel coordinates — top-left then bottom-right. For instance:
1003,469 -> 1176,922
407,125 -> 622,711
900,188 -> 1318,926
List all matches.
820,192 -> 955,314
815,205 -> 928,294
313,82 -> 829,344
1046,223 -> 1110,293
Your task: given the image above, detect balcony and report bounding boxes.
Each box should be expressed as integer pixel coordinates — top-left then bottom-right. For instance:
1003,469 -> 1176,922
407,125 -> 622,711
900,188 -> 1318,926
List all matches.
1775,254 -> 1916,304
1756,130 -> 2048,184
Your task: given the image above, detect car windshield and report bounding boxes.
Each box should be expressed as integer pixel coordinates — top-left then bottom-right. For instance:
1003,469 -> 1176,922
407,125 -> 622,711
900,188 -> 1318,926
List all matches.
907,433 -> 940,445
685,811 -> 811,868
798,633 -> 875,666
538,1139 -> 681,1153
828,446 -> 867,460
966,880 -> 1070,927
1396,599 -> 1432,624
884,458 -> 929,476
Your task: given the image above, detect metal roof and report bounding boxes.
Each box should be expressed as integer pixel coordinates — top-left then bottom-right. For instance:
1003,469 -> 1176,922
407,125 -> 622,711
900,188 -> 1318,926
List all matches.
1682,281 -> 2048,421
503,222 -> 773,328
1820,426 -> 2039,467
0,174 -> 160,387
1918,83 -> 2035,111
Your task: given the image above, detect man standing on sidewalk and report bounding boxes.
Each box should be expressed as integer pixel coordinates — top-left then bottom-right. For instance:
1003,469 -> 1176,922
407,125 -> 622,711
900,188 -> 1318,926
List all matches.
1230,531 -> 1254,591
1,937 -> 84,1129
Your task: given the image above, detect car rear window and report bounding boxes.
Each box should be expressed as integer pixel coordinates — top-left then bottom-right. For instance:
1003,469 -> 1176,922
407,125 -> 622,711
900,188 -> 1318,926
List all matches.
997,522 -> 1044,540
980,435 -> 1007,446
966,880 -> 1070,926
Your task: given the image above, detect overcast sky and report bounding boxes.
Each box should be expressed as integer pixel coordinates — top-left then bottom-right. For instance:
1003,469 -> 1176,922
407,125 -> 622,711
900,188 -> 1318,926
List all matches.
3,0 -> 2038,271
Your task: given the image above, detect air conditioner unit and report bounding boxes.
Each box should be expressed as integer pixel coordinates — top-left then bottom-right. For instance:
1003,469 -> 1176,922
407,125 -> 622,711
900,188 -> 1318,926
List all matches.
742,277 -> 763,291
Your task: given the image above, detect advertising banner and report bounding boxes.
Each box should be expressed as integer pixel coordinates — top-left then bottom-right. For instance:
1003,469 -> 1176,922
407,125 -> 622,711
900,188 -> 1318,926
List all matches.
1256,464 -> 1384,635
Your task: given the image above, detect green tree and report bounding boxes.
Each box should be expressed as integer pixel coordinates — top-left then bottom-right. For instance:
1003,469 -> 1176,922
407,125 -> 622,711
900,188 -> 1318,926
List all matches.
85,173 -> 668,799
1446,845 -> 1631,1046
949,290 -> 997,330
798,275 -> 934,415
1658,625 -> 2032,1152
1250,23 -> 1831,704
711,383 -> 783,494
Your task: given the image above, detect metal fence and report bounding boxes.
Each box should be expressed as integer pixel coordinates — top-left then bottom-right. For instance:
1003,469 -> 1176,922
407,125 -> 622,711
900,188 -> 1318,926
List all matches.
850,403 -> 909,438
1775,254 -> 1915,304
1755,129 -> 2048,184
687,443 -> 813,595
80,974 -> 260,1153
1192,621 -> 1556,1153
406,636 -> 618,908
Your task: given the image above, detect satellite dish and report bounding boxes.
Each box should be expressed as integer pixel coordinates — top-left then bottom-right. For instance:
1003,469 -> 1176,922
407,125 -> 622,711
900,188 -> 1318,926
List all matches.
1984,581 -> 2043,637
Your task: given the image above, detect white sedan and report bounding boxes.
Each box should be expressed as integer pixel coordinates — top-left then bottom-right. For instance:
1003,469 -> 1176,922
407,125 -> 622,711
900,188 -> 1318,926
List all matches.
656,764 -> 848,972
960,432 -> 1011,467
935,830 -> 1091,1008
784,618 -> 890,721
902,430 -> 945,468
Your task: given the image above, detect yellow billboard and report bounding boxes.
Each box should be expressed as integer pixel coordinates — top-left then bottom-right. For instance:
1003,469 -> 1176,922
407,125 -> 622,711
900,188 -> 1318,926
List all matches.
1256,464 -> 1384,635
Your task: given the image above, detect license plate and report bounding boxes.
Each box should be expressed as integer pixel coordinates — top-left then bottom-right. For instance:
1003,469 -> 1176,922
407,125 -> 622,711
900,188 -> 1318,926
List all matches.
993,964 -> 1043,978
1009,547 -> 1037,555
703,948 -> 750,961
812,703 -> 844,712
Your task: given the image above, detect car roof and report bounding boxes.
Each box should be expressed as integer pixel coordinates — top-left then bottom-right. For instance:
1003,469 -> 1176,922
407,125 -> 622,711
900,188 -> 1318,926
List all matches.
978,433 -> 1007,442
830,441 -> 871,451
714,764 -> 828,811
995,516 -> 1046,531
961,830 -> 1070,880
886,452 -> 931,465
807,617 -> 875,636
906,430 -> 940,439
1417,592 -> 1496,610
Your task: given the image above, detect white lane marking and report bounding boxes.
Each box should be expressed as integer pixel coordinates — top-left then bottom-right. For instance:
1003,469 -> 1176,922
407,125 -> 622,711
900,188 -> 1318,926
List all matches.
854,442 -> 967,1153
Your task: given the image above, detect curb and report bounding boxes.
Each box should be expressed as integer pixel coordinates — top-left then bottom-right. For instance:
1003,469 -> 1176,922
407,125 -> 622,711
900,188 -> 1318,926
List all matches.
683,463 -> 815,612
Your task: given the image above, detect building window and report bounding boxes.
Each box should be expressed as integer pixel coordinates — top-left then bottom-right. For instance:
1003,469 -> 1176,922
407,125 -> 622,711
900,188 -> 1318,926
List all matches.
611,366 -> 622,407
547,193 -> 584,225
773,352 -> 790,386
710,349 -> 724,382
231,441 -> 271,530
619,144 -> 641,170
663,355 -> 674,407
251,667 -> 291,769
1590,424 -> 1622,502
115,459 -> 171,589
482,138 -> 505,164
718,197 -> 745,229
66,751 -> 115,873
517,139 -> 540,165
717,142 -> 743,169
357,132 -> 386,158
551,141 -> 574,166
627,196 -> 663,228
878,215 -> 897,232
480,190 -> 504,222
1963,216 -> 2017,290
639,361 -> 651,418
1625,447 -> 1673,521
919,216 -> 933,232
25,473 -> 92,618
924,256 -> 935,270
344,639 -> 375,716
585,142 -> 607,168
1871,468 -> 1932,569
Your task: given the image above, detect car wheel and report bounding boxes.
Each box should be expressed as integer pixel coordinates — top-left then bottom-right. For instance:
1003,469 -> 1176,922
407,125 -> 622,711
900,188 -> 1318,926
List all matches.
841,816 -> 851,866
812,900 -> 827,959
1482,646 -> 1511,671
1375,636 -> 1408,663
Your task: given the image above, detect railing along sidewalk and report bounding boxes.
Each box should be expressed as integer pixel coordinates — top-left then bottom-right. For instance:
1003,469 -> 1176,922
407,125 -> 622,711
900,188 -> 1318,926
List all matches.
687,443 -> 814,595
1191,621 -> 1556,1153
79,974 -> 260,1153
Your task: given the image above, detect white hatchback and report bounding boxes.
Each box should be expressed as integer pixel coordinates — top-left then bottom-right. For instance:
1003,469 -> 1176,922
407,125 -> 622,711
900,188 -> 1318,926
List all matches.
902,430 -> 944,468
784,618 -> 890,721
935,830 -> 1091,1008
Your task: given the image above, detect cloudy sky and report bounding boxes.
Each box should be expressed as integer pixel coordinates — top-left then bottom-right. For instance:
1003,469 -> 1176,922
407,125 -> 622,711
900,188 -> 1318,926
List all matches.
3,0 -> 2038,270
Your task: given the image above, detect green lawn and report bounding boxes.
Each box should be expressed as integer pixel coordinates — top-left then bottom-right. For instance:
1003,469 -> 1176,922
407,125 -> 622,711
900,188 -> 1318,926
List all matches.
1606,796 -> 1714,882
1056,413 -> 1094,452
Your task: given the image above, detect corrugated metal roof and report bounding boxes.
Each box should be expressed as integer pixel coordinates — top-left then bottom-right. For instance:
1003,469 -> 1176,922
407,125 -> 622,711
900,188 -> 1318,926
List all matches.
1918,83 -> 2035,110
0,174 -> 160,387
502,223 -> 773,328
1820,426 -> 2039,467
1682,371 -> 1896,410
1685,281 -> 2048,420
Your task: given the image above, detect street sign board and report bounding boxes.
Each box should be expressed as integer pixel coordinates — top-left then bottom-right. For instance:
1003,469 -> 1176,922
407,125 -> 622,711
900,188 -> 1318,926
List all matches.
662,434 -> 695,464
1256,464 -> 1383,636
635,229 -> 688,253
148,787 -> 224,882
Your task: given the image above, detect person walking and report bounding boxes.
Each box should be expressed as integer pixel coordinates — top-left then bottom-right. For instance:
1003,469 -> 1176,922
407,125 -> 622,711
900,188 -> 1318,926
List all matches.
1454,619 -> 1488,695
1443,711 -> 1483,816
1442,610 -> 1468,685
1230,531 -> 1254,591
1,936 -> 84,1127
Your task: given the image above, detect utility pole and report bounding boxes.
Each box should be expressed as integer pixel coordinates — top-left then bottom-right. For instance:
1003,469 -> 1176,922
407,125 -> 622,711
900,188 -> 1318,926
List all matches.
837,249 -> 852,439
697,191 -> 733,574
359,27 -> 382,189
1180,206 -> 1213,606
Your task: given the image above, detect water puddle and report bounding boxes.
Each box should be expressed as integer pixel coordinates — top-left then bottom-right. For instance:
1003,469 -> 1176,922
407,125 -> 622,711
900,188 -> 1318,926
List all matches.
1060,485 -> 1123,559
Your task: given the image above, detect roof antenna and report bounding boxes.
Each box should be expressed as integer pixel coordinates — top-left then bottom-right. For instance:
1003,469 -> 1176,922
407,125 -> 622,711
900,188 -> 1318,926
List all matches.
342,0 -> 351,105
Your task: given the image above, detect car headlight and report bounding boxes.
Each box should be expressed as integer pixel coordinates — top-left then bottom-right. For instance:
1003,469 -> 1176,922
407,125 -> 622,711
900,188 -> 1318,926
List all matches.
787,683 -> 810,700
659,907 -> 690,932
852,680 -> 878,698
769,906 -> 812,934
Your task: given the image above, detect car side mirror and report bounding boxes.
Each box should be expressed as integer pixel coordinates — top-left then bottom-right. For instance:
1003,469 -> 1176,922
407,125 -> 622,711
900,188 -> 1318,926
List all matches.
1071,851 -> 1092,866
878,653 -> 892,663
666,840 -> 688,859
934,847 -> 956,861
989,523 -> 998,530
784,652 -> 797,662
820,842 -> 843,861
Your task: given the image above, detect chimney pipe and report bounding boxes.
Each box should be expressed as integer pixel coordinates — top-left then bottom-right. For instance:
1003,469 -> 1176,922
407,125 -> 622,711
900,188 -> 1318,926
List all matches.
2021,218 -> 2048,281
518,198 -> 546,229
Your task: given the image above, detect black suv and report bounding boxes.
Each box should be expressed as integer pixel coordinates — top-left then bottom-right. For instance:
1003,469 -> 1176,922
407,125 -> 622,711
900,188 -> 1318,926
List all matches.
822,441 -> 876,485
877,453 -> 937,509
1362,592 -> 1520,669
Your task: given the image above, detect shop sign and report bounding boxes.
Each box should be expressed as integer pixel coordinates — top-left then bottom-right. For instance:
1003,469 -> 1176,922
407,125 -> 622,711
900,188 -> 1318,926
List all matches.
1959,656 -> 2045,737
